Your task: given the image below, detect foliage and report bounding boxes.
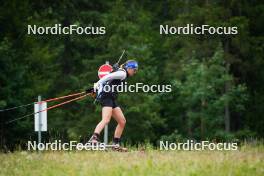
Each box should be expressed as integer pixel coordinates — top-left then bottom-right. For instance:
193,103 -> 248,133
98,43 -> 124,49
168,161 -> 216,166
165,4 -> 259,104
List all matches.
0,0 -> 263,150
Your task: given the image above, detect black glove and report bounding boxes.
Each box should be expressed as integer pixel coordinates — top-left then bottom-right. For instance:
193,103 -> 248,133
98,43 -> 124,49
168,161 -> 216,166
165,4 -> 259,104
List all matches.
85,87 -> 94,94
112,63 -> 119,71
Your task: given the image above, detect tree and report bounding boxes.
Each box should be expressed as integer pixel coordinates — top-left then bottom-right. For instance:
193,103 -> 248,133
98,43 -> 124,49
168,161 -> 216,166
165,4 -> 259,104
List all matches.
163,45 -> 247,139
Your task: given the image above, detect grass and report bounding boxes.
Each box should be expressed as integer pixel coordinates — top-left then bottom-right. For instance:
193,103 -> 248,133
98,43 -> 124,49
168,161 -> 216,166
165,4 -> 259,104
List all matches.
0,145 -> 264,176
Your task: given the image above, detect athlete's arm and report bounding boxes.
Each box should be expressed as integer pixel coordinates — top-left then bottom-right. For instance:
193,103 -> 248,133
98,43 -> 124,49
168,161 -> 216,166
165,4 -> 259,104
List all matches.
94,70 -> 126,93
97,70 -> 126,85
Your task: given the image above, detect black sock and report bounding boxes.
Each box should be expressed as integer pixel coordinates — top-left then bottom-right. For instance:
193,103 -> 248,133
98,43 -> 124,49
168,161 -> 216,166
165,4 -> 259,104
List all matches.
113,137 -> 121,144
93,133 -> 100,139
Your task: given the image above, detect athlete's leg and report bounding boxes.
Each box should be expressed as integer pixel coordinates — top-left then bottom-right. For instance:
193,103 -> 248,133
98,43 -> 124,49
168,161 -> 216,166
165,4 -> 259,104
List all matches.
112,107 -> 128,151
112,107 -> 126,139
94,107 -> 112,134
90,107 -> 112,142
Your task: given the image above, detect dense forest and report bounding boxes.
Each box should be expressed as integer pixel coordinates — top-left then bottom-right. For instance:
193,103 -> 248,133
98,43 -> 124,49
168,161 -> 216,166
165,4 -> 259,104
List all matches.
0,0 -> 263,150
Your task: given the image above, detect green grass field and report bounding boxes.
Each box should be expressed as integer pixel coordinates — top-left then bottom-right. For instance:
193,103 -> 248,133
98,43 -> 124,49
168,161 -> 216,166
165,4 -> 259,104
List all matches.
0,145 -> 263,176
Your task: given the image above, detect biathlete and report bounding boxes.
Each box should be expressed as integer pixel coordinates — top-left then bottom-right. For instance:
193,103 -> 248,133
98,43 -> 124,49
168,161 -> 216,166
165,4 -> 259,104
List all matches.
89,60 -> 138,151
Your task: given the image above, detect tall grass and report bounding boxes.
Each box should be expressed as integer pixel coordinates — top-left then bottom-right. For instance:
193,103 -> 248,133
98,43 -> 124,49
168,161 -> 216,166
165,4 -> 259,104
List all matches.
0,144 -> 263,176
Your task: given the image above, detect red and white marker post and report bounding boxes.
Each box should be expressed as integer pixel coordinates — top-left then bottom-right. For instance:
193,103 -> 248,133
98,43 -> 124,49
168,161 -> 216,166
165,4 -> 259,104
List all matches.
97,61 -> 112,144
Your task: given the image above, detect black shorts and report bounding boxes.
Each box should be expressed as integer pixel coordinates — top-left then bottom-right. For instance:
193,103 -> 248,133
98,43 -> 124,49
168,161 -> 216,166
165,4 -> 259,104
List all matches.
99,97 -> 119,108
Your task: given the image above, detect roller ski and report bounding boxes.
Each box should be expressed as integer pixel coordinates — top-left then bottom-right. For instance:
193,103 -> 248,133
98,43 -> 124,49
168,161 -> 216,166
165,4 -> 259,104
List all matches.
111,144 -> 128,152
